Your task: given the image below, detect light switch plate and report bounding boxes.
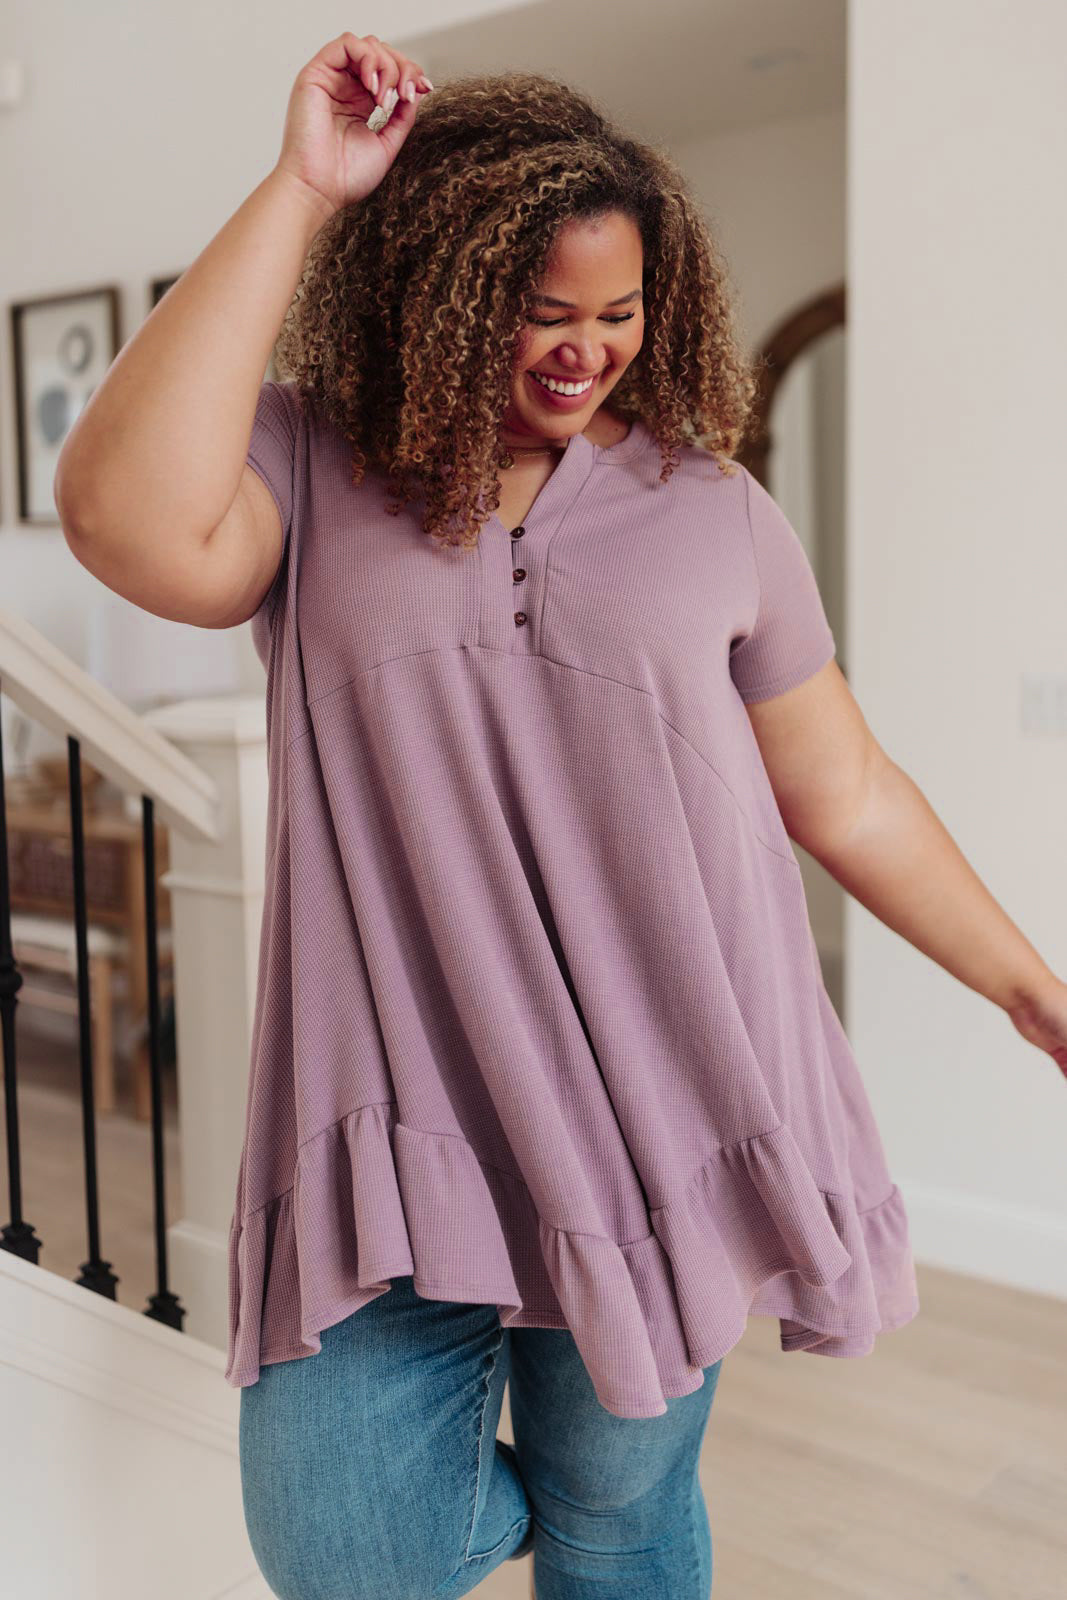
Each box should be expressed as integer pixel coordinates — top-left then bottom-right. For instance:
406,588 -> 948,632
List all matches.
1020,674 -> 1067,736
0,60 -> 25,108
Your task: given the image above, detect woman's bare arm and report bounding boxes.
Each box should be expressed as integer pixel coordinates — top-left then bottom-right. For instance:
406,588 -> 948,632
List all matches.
55,31 -> 432,628
55,169 -> 334,626
746,659 -> 1067,1076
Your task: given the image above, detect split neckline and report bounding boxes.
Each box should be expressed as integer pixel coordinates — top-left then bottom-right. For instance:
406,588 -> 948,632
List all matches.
485,416 -> 653,539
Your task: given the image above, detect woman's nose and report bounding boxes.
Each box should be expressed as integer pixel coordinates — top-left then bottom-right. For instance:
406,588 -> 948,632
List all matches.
557,345 -> 603,372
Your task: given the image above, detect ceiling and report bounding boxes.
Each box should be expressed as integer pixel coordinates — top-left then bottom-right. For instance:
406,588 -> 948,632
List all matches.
398,0 -> 846,148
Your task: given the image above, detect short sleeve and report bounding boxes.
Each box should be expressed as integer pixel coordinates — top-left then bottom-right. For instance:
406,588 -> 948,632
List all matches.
728,466 -> 837,704
245,380 -> 298,648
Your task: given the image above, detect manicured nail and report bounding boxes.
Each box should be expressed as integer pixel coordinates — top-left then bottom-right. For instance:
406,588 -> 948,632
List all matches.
404,80 -> 415,102
370,68 -> 379,93
419,75 -> 435,91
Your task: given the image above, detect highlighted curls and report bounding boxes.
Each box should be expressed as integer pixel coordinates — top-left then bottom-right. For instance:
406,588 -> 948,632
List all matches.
275,71 -> 759,548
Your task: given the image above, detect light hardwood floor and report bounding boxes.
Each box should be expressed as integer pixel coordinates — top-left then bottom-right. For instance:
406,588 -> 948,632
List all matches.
490,1268 -> 1067,1599
4,1026 -> 1064,1598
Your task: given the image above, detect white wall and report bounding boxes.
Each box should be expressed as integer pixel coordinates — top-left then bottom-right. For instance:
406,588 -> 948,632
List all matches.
848,0 -> 1067,1293
675,107 -> 846,355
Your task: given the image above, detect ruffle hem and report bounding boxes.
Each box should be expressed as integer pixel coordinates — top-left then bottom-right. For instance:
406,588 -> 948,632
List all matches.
224,1099 -> 920,1419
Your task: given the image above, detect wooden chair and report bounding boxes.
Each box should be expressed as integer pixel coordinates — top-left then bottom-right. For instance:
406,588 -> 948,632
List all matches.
9,910 -> 173,1118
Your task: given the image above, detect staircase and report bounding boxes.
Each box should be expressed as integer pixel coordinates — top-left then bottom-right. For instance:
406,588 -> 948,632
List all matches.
0,606 -> 272,1597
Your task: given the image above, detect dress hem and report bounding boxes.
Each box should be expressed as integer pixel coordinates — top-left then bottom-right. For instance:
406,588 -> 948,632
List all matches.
224,1099 -> 920,1420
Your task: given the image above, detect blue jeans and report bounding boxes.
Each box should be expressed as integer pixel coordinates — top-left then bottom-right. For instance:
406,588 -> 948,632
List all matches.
239,1273 -> 724,1599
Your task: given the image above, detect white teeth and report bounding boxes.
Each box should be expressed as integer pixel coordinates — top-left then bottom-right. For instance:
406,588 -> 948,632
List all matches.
530,371 -> 595,396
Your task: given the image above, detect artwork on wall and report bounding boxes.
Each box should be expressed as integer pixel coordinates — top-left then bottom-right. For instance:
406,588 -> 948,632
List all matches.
10,285 -> 120,524
149,274 -> 180,306
150,271 -> 280,381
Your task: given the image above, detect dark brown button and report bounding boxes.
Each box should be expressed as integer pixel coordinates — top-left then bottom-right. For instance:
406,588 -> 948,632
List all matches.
514,611 -> 527,627
512,568 -> 526,582
511,525 -> 526,538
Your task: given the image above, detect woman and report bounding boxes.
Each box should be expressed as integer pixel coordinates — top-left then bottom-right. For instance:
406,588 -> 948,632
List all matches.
56,32 -> 1067,1600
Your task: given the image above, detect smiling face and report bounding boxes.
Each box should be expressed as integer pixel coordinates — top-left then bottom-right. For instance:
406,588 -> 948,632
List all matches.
499,210 -> 646,448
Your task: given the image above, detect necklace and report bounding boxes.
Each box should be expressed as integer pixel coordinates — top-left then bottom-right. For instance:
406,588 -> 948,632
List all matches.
497,440 -> 567,470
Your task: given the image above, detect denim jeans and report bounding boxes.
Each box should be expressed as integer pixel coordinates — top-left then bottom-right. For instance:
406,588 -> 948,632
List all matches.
239,1272 -> 724,1599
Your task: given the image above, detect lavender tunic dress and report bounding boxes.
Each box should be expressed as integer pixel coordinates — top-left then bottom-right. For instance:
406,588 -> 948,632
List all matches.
223,379 -> 920,1420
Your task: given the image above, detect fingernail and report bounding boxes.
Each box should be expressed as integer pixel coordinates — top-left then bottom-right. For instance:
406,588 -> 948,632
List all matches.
404,80 -> 416,102
419,76 -> 435,91
383,85 -> 399,114
370,68 -> 379,93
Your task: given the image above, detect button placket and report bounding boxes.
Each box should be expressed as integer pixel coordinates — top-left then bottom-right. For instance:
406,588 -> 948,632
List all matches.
511,524 -> 527,628
475,431 -> 598,651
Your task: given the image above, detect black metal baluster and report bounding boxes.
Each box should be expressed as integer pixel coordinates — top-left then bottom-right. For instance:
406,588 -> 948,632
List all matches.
0,680 -> 42,1262
68,735 -> 118,1297
140,792 -> 183,1330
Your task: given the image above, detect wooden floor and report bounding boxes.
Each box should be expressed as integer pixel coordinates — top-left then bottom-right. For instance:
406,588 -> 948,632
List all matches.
3,1024 -> 1065,1598
490,1270 -> 1067,1599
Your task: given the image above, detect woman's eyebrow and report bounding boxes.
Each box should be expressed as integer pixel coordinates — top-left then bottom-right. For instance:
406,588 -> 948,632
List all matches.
532,288 -> 642,308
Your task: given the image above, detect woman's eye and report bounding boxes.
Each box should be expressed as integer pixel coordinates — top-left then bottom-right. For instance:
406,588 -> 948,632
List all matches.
529,312 -> 636,327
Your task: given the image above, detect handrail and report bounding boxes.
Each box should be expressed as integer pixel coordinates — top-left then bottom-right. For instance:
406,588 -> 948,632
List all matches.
0,607 -> 220,841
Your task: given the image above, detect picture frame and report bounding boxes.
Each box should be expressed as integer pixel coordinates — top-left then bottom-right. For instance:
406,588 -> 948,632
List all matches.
10,285 -> 120,525
149,273 -> 180,307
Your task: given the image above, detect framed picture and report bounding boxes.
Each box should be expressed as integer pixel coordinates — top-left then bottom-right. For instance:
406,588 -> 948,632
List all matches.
11,285 -> 120,524
150,273 -> 181,307
150,270 -> 281,381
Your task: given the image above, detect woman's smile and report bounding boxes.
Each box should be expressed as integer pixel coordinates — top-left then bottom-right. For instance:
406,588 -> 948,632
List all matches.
525,368 -> 603,407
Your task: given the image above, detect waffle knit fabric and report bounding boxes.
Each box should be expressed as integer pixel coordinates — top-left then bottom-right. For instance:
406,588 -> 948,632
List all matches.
223,381 -> 920,1419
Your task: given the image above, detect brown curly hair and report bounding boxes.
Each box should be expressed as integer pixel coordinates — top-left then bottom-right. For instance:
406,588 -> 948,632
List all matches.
275,69 -> 760,549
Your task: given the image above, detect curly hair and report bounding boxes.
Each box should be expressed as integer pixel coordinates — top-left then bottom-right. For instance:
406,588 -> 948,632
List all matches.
275,69 -> 760,549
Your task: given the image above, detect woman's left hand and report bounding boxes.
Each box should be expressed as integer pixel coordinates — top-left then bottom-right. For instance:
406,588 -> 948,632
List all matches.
1004,974 -> 1067,1078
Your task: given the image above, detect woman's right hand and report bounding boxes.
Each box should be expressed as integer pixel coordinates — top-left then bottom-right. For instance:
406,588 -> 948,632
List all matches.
274,32 -> 433,220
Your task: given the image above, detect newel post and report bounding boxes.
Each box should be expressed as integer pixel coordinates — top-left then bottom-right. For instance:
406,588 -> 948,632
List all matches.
140,693 -> 268,1354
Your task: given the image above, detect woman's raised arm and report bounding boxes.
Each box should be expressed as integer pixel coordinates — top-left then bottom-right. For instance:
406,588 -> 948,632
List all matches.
55,32 -> 431,627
